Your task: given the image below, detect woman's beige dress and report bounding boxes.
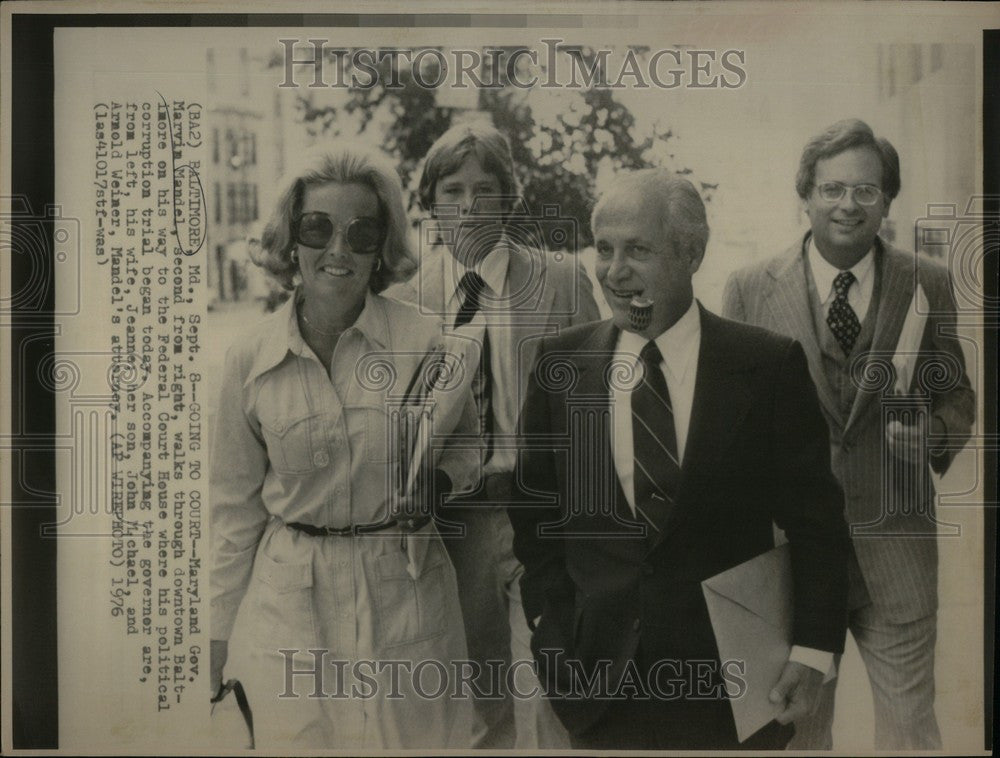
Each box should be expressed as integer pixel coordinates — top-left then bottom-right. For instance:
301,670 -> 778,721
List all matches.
210,291 -> 477,748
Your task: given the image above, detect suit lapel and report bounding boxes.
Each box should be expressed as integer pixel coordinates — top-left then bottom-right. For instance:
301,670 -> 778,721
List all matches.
844,242 -> 914,434
508,246 -> 559,407
764,239 -> 842,427
416,249 -> 449,318
572,322 -> 642,534
507,245 -> 555,314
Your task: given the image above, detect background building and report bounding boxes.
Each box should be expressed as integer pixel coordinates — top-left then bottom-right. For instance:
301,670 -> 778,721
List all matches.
204,46 -> 294,307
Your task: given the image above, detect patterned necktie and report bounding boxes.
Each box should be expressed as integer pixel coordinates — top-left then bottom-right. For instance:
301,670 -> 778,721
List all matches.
827,270 -> 861,355
455,272 -> 493,463
631,341 -> 680,536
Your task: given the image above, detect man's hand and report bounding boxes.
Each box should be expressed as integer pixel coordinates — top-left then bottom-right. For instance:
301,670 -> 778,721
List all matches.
886,414 -> 943,464
769,660 -> 824,725
392,490 -> 428,532
210,638 -> 228,697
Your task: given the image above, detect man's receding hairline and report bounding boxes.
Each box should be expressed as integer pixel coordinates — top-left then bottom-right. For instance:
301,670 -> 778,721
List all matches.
594,183 -> 669,226
594,181 -> 652,215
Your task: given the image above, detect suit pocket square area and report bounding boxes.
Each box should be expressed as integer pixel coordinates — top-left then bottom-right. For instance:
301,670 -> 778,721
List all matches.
701,544 -> 792,743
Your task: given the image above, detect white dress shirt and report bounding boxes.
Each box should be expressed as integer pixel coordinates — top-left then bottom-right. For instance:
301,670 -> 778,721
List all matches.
443,239 -> 517,476
808,237 -> 876,322
608,299 -> 834,677
610,299 -> 700,509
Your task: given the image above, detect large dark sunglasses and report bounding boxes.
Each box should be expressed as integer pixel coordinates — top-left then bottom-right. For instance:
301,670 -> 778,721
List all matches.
293,212 -> 385,254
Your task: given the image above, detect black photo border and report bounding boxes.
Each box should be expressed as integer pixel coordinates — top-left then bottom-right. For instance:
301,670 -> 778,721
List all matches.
7,10 -> 999,750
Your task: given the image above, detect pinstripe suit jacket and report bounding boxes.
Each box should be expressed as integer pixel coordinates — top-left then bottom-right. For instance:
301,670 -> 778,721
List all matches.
723,234 -> 974,622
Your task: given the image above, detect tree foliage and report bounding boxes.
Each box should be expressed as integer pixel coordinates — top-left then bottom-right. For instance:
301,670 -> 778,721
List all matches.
277,45 -> 714,248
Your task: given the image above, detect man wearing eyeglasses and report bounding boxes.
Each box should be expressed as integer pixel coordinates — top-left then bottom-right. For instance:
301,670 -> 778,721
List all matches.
723,119 -> 975,749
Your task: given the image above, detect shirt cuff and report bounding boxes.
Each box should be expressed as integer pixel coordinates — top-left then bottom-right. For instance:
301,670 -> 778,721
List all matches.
789,645 -> 837,682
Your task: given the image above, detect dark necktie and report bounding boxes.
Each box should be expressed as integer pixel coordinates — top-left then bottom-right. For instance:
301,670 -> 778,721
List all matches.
455,272 -> 493,463
631,341 -> 680,536
827,270 -> 861,354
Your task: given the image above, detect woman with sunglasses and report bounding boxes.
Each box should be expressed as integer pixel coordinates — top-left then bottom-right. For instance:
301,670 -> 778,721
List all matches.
209,143 -> 477,749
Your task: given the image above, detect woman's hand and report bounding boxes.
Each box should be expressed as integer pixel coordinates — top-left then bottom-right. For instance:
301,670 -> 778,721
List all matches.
210,638 -> 229,697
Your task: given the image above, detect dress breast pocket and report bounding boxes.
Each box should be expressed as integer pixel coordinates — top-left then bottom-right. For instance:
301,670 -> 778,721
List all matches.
371,549 -> 446,650
259,412 -> 328,475
344,404 -> 400,466
251,551 -> 319,652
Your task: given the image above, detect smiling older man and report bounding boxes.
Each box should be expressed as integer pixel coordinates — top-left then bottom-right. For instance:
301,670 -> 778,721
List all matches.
510,168 -> 850,750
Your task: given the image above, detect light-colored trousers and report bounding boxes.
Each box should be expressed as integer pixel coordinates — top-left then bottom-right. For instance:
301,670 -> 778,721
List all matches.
789,552 -> 940,750
441,503 -> 570,750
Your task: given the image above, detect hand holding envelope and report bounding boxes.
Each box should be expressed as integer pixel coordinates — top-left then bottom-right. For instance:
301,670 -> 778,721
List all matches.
768,659 -> 825,725
886,284 -> 939,464
701,544 -> 797,743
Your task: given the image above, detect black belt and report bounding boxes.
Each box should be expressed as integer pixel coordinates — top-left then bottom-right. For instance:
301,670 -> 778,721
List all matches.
286,516 -> 431,537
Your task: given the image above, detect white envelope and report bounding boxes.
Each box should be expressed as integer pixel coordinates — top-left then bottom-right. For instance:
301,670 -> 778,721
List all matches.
395,332 -> 482,578
701,544 -> 792,743
892,283 -> 929,394
398,330 -> 482,490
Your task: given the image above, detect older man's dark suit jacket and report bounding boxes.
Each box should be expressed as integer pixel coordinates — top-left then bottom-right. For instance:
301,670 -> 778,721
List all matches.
510,306 -> 850,748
